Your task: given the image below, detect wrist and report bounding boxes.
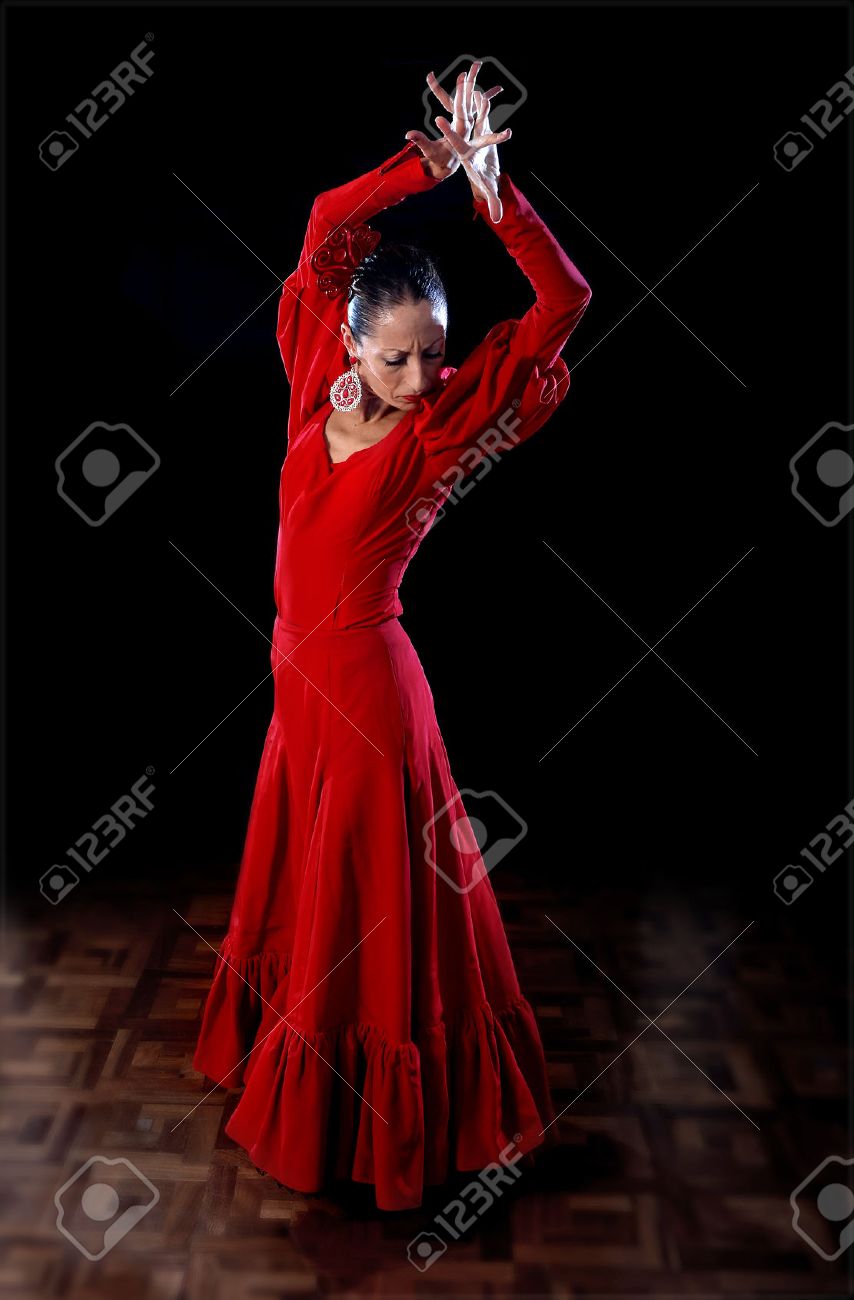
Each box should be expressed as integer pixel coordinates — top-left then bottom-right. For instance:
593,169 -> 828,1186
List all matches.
471,169 -> 503,201
425,157 -> 456,182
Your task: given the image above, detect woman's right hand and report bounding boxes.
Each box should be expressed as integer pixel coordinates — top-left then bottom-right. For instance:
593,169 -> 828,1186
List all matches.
404,65 -> 475,181
406,62 -> 506,198
434,62 -> 511,222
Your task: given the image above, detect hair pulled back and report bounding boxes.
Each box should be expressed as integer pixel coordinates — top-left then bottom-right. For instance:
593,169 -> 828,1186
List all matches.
346,243 -> 446,344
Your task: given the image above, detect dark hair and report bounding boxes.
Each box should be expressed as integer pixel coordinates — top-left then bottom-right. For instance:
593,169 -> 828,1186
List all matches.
346,242 -> 446,344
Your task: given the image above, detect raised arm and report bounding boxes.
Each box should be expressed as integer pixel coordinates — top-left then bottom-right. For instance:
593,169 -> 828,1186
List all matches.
276,146 -> 442,447
410,72 -> 592,482
472,171 -> 592,369
436,63 -> 591,352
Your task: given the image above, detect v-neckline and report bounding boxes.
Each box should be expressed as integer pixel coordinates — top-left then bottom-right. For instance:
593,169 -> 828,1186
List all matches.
319,400 -> 414,474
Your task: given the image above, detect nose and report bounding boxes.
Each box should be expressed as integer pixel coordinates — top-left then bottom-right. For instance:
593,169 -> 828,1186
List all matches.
408,361 -> 429,395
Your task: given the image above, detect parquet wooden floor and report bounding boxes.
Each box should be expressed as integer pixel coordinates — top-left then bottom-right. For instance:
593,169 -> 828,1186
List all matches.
1,875 -> 850,1299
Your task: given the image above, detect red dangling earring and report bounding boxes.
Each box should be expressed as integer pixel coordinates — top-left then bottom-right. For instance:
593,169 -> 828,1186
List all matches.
330,356 -> 362,413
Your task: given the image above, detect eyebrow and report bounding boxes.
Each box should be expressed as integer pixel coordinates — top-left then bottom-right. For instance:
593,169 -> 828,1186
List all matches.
381,337 -> 445,355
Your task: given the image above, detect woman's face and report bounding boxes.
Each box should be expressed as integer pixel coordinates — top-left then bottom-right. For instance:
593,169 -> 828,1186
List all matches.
343,298 -> 447,412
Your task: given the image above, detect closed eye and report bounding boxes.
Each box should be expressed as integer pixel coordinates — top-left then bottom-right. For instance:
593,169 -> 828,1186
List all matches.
384,351 -> 444,368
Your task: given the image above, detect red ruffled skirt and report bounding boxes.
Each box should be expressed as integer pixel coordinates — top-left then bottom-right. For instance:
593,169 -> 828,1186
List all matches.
193,615 -> 557,1210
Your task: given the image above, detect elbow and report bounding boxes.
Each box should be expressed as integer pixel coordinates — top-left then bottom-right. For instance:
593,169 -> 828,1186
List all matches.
552,281 -> 592,332
554,249 -> 592,310
311,192 -> 331,223
551,273 -> 592,318
568,279 -> 592,323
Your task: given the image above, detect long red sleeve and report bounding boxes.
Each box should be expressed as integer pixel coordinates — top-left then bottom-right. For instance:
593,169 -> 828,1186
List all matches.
277,146 -> 442,448
474,173 -> 592,367
412,172 -> 592,482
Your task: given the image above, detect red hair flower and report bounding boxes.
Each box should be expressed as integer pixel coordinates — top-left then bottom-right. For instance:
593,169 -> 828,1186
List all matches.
310,223 -> 382,299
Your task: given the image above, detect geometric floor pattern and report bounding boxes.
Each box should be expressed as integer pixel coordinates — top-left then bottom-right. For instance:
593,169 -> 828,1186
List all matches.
1,877 -> 850,1298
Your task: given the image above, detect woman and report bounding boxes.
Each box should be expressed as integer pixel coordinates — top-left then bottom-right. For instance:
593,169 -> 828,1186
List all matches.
192,62 -> 592,1211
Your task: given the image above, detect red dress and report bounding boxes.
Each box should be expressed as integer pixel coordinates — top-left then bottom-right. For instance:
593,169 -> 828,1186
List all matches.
192,144 -> 592,1210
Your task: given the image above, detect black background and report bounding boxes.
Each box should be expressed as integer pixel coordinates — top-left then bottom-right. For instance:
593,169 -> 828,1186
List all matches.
6,2 -> 852,950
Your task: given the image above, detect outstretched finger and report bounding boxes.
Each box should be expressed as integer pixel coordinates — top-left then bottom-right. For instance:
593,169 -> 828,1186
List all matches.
473,89 -> 490,135
470,128 -> 512,150
464,59 -> 482,118
404,128 -> 433,149
404,129 -> 439,159
426,70 -> 454,114
452,72 -> 471,133
436,115 -> 475,163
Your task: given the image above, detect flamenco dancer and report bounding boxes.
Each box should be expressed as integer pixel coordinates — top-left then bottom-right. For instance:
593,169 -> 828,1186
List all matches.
193,61 -> 592,1211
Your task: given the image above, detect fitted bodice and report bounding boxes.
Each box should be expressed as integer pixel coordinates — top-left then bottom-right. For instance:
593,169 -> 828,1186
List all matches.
273,400 -> 444,631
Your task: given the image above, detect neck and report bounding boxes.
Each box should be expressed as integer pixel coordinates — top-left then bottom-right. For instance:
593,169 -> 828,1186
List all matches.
359,391 -> 397,422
